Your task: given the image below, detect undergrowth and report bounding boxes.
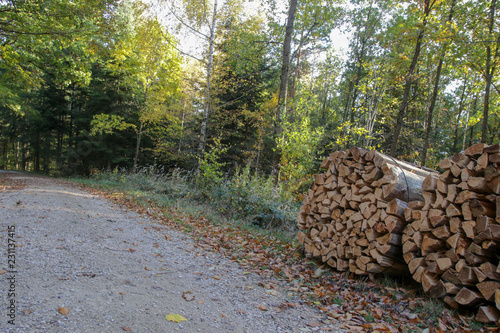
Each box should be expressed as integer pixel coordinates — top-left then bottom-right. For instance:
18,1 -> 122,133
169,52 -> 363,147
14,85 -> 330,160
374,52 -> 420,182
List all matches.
73,162 -> 300,240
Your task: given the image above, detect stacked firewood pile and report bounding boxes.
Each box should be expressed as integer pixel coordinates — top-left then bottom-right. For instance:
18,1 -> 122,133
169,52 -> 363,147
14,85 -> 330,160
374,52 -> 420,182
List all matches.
297,144 -> 500,322
402,143 -> 500,323
297,147 -> 432,275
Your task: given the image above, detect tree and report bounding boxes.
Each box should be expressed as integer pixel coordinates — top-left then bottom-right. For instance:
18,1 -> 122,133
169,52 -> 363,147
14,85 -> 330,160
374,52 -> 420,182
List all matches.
160,0 -> 226,156
96,1 -> 182,171
274,0 -> 298,170
390,0 -> 436,157
479,0 -> 499,143
0,0 -> 119,173
421,0 -> 457,167
211,8 -> 276,170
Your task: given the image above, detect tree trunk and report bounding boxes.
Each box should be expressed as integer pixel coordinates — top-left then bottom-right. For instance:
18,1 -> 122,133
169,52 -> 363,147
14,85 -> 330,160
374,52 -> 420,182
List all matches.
321,86 -> 330,126
346,3 -> 374,127
34,132 -> 40,172
21,139 -> 26,171
133,121 -> 143,172
57,113 -> 65,172
273,0 -> 298,170
481,0 -> 498,143
422,0 -> 456,166
390,0 -> 433,156
288,42 -> 303,123
451,75 -> 467,152
465,95 -> 478,149
199,0 -> 218,156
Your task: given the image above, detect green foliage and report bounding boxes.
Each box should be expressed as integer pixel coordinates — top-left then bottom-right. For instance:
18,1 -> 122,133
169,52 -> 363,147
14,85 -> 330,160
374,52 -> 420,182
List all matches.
277,117 -> 323,193
203,164 -> 300,228
91,114 -> 136,135
196,138 -> 228,190
2,0 -> 500,199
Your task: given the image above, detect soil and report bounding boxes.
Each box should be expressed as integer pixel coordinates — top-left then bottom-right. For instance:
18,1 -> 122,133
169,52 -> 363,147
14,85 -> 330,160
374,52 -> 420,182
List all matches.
0,171 -> 345,333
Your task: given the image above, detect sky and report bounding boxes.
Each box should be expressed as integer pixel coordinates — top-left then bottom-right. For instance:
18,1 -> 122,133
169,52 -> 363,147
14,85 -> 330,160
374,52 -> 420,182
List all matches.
148,0 -> 351,64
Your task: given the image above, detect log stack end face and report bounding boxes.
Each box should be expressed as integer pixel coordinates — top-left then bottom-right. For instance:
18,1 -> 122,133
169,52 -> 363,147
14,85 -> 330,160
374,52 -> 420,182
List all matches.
400,143 -> 500,322
297,148 -> 430,277
298,144 -> 500,322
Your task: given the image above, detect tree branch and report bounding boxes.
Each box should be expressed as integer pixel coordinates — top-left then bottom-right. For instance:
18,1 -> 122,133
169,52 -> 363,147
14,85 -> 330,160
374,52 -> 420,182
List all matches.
164,2 -> 210,40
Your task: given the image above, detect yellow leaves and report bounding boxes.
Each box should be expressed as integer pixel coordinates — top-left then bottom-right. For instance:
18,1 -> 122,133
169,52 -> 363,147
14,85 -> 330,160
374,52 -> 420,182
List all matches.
165,313 -> 187,323
90,114 -> 136,136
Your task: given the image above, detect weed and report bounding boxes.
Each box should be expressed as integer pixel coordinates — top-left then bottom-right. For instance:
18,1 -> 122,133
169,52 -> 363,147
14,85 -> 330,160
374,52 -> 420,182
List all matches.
413,298 -> 447,326
470,321 -> 486,331
362,310 -> 375,323
333,297 -> 343,306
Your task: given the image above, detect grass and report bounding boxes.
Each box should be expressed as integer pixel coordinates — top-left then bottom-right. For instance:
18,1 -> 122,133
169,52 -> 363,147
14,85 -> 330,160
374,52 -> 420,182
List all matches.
70,165 -> 300,243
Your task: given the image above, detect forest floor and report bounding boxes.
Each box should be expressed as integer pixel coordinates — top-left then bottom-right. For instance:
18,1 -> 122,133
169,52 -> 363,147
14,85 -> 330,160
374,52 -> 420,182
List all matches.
0,171 -> 344,333
0,171 -> 496,332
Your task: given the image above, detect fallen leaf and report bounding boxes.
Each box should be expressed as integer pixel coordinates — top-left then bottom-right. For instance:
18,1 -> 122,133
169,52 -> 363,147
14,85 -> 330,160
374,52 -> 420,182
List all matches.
58,307 -> 69,316
0,270 -> 6,275
144,266 -> 150,271
257,304 -> 269,311
182,291 -> 195,301
373,307 -> 383,319
122,326 -> 132,331
307,321 -> 322,327
22,309 -> 34,316
119,292 -> 126,295
266,289 -> 278,296
212,275 -> 221,280
221,313 -> 227,318
314,267 -> 323,278
165,314 -> 187,323
129,249 -> 135,252
278,302 -> 297,310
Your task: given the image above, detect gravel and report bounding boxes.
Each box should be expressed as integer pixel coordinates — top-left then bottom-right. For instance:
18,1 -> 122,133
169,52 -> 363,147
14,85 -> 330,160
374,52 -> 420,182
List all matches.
0,172 -> 344,333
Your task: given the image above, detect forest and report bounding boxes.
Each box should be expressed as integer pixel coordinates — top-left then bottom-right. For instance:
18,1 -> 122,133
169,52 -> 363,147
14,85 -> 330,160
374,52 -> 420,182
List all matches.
0,0 -> 499,195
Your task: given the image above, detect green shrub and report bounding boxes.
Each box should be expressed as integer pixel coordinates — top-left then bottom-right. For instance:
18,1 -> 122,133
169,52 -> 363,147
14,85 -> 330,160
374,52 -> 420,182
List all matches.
196,138 -> 228,193
206,164 -> 300,229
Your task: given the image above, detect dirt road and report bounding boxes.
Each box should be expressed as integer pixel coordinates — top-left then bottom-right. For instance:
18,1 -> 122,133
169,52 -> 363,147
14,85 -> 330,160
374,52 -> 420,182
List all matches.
0,172 -> 343,332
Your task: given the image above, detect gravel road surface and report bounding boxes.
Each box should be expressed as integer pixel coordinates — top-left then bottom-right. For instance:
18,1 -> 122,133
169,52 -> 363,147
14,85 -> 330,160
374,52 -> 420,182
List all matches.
0,172 -> 343,333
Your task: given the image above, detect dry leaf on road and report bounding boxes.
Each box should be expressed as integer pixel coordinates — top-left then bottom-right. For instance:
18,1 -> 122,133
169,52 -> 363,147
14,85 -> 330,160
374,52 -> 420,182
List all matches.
182,291 -> 195,301
257,303 -> 269,311
165,313 -> 187,323
58,307 -> 69,316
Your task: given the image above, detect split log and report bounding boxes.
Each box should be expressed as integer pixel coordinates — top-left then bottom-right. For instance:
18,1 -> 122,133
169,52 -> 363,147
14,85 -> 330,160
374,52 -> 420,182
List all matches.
298,147 -> 431,276
476,305 -> 500,323
401,143 -> 500,321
